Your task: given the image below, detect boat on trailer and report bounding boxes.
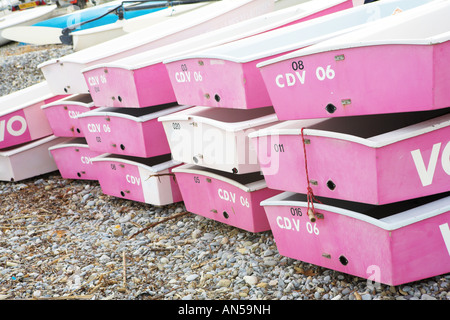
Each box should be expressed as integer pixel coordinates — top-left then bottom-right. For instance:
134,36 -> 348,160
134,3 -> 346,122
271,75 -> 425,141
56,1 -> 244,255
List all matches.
260,191 -> 450,286
257,0 -> 450,119
81,0 -> 353,109
162,0 -> 437,110
38,0 -> 274,95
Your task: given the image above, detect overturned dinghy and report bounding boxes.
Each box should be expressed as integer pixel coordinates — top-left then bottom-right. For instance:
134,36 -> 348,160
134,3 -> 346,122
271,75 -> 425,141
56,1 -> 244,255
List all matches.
49,138 -> 103,181
163,0 -> 435,110
258,0 -> 450,119
0,135 -> 68,182
249,109 -> 450,205
260,191 -> 450,286
38,0 -> 274,95
81,0 -> 354,109
0,81 -> 67,149
76,104 -> 191,158
172,164 -> 282,232
91,153 -> 183,206
41,94 -> 97,138
159,106 -> 278,174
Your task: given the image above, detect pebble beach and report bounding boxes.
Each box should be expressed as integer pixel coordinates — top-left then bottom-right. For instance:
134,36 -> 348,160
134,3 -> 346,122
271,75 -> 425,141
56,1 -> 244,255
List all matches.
0,42 -> 449,304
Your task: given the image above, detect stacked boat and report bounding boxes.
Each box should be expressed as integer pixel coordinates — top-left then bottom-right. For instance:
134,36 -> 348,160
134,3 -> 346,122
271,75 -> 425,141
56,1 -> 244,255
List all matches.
1,1 -> 202,50
1,0 -> 447,287
154,0 -> 368,232
162,0 -> 450,286
41,0 -> 313,206
0,81 -> 69,181
249,1 -> 449,286
41,0 -> 356,208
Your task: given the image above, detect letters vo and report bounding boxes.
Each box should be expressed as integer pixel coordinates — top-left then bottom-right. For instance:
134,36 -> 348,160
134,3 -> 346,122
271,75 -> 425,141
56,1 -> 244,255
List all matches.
411,141 -> 450,186
0,115 -> 27,142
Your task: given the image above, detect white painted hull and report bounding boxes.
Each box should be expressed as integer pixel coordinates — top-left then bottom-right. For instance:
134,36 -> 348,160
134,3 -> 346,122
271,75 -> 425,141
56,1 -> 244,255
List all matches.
0,135 -> 69,181
71,2 -> 212,51
0,5 -> 57,45
38,0 -> 275,95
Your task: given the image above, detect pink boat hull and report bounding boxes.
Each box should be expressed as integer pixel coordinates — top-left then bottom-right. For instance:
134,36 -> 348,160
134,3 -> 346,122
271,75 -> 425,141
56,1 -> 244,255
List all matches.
163,0 -> 356,110
261,191 -> 450,286
259,41 -> 450,119
92,154 -> 183,206
173,164 -> 281,232
42,94 -> 97,137
0,94 -> 66,149
166,56 -> 290,109
250,111 -> 450,205
39,0 -> 276,95
77,105 -> 188,158
49,138 -> 102,180
84,62 -> 176,109
85,0 -> 354,109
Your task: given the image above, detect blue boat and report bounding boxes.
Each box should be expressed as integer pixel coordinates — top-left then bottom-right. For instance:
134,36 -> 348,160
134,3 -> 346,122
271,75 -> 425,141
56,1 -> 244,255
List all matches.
32,0 -> 167,31
1,0 -> 218,46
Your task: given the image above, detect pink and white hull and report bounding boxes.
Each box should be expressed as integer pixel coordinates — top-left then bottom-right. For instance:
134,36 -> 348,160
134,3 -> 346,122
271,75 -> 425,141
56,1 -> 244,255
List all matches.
76,104 -> 191,158
261,191 -> 450,286
249,110 -> 450,205
0,81 -> 67,149
49,138 -> 103,180
92,153 -> 183,206
41,94 -> 97,137
164,0 -> 434,109
172,164 -> 282,232
258,0 -> 450,119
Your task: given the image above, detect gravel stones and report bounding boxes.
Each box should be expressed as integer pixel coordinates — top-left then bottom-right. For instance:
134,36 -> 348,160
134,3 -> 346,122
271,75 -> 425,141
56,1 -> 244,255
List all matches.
0,43 -> 449,300
0,170 -> 448,301
0,42 -> 74,97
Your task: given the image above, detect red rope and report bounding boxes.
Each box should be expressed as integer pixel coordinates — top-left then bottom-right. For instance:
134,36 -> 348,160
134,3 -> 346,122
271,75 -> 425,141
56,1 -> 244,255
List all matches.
301,127 -> 322,221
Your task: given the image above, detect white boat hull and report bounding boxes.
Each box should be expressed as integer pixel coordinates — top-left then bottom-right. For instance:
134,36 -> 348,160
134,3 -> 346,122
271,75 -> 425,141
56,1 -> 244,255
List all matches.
0,135 -> 68,181
38,0 -> 275,95
0,5 -> 57,45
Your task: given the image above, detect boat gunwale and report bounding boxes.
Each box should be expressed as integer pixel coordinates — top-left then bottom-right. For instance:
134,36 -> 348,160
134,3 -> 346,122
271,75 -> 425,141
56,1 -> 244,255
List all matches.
158,106 -> 279,132
80,0 -> 351,71
0,81 -> 56,115
91,153 -> 180,173
260,191 -> 450,231
38,0 -> 266,68
162,0 -> 437,65
0,135 -> 67,156
41,94 -> 95,109
0,4 -> 56,28
172,164 -> 267,193
76,104 -> 191,123
257,0 -> 450,68
247,113 -> 450,148
48,140 -> 91,151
